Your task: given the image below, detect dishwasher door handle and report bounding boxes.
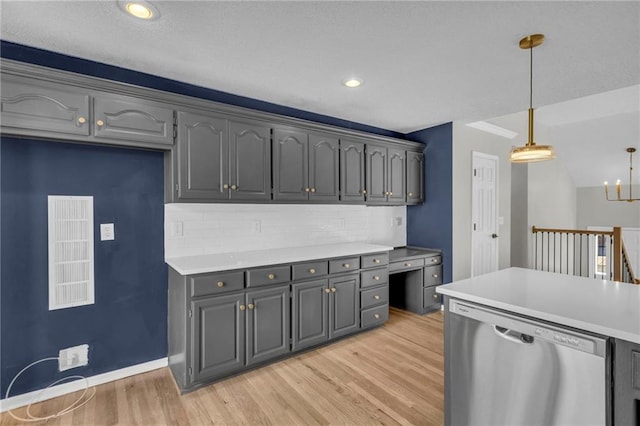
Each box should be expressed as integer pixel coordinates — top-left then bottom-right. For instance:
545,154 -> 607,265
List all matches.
493,325 -> 534,344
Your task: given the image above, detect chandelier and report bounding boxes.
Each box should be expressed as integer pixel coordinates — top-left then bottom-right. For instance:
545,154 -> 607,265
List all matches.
604,147 -> 639,202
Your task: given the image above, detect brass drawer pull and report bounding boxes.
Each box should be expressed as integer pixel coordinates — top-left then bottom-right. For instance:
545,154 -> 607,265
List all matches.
431,258 -> 438,263
408,192 -> 413,197
330,287 -> 336,293
374,259 -> 380,264
268,273 -> 275,280
96,119 -> 104,127
374,314 -> 380,319
223,184 -> 229,189
77,116 -> 86,124
405,263 -> 412,267
310,188 -> 316,193
240,304 -> 246,311
309,268 -> 316,274
343,263 -> 350,268
373,276 -> 380,281
231,184 -> 238,190
217,281 -> 225,288
374,295 -> 380,300
362,189 -> 367,195
324,288 -> 331,294
248,303 -> 255,310
304,187 -> 310,193
432,294 -> 439,300
433,274 -> 438,278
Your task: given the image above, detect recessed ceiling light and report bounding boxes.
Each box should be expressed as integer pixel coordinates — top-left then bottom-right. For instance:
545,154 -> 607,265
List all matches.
465,121 -> 518,139
343,78 -> 363,88
119,1 -> 160,20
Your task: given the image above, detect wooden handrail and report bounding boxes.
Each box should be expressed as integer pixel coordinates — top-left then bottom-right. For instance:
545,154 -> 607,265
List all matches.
532,226 -> 614,236
612,227 -> 622,282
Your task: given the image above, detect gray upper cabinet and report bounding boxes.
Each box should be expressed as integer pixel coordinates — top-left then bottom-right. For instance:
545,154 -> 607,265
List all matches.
340,139 -> 366,202
273,128 -> 339,201
292,279 -> 329,351
93,94 -> 174,146
246,285 -> 290,366
177,111 -> 229,200
191,293 -> 245,383
176,112 -> 272,202
406,150 -> 424,204
366,144 -> 406,205
1,74 -> 90,136
329,274 -> 360,339
229,120 -> 271,201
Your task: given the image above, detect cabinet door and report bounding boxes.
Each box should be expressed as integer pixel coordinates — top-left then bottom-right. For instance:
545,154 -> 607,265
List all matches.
406,151 -> 424,204
365,145 -> 388,203
328,274 -> 360,339
291,279 -> 329,351
191,293 -> 245,383
246,285 -> 290,366
94,94 -> 173,145
177,111 -> 229,200
273,128 -> 308,200
229,120 -> 271,201
387,148 -> 406,204
339,140 -> 366,202
1,74 -> 90,136
308,133 -> 339,201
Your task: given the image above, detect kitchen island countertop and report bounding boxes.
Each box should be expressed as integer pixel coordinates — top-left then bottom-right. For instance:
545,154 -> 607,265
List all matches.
437,267 -> 640,343
166,242 -> 394,275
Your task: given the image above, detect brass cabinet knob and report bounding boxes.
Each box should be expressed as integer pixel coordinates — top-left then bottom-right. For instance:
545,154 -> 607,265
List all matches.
431,258 -> 438,263
343,263 -> 350,268
374,314 -> 380,319
405,263 -> 412,267
374,259 -> 380,264
330,287 -> 336,293
248,303 -> 255,310
374,295 -> 380,300
77,116 -> 86,124
432,294 -> 439,299
373,276 -> 380,281
217,281 -> 224,288
324,288 -> 331,294
223,184 -> 229,189
96,119 -> 104,127
268,273 -> 275,280
240,304 -> 246,311
433,274 -> 439,278
389,192 -> 393,196
309,268 -> 316,274
362,189 -> 367,195
408,192 -> 413,197
231,184 -> 238,190
304,188 -> 310,193
310,188 -> 316,193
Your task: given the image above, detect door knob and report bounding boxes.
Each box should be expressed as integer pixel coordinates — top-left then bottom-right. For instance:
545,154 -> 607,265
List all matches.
492,233 -> 499,239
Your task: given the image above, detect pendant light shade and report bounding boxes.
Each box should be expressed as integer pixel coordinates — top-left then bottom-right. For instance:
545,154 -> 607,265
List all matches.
509,34 -> 556,163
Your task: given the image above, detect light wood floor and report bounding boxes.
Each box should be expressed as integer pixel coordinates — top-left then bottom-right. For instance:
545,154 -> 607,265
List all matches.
2,308 -> 444,425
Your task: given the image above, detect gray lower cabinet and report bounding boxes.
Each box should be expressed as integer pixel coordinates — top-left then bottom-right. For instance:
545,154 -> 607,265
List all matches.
329,274 -> 361,338
613,339 -> 640,425
406,150 -> 425,204
340,139 -> 366,202
389,248 -> 443,315
1,74 -> 90,136
292,279 -> 330,351
191,293 -> 245,383
176,111 -> 271,201
273,128 -> 339,201
246,285 -> 290,366
93,94 -> 174,145
365,144 -> 406,205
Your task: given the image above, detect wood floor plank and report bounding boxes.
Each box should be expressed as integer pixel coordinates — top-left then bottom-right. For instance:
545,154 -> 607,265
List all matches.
0,309 -> 444,425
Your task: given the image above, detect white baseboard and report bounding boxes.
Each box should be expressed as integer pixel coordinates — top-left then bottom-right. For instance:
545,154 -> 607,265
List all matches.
0,357 -> 168,413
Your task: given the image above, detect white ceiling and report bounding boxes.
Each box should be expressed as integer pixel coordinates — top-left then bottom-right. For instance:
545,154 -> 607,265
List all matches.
2,1 -> 639,189
1,1 -> 638,133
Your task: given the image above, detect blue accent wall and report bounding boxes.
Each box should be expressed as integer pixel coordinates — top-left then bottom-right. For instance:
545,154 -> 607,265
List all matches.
0,40 -> 404,139
1,137 -> 166,396
406,123 -> 453,283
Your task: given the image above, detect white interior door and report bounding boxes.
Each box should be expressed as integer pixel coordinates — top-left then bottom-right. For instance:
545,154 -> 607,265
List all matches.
472,152 -> 499,277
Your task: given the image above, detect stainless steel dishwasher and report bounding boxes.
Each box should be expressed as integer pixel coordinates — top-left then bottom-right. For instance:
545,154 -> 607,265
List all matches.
445,299 -> 610,426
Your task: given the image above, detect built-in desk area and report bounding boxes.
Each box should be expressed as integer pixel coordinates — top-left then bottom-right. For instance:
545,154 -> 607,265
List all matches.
389,247 -> 443,314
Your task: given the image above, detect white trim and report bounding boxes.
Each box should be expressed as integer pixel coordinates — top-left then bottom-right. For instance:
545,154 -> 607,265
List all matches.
0,357 -> 168,412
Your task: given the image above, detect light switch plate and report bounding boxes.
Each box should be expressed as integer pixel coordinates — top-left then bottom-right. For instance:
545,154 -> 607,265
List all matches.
100,223 -> 115,241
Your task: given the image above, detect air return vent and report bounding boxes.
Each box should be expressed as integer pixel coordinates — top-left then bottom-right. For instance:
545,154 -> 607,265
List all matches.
48,196 -> 95,310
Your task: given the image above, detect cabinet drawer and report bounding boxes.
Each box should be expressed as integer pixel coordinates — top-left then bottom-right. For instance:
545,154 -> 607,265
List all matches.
292,261 -> 328,280
389,258 -> 425,273
329,257 -> 360,274
360,268 -> 389,288
426,255 -> 442,266
361,304 -> 389,328
361,252 -> 389,269
247,265 -> 291,287
423,285 -> 441,309
190,271 -> 244,297
361,286 -> 389,309
424,265 -> 443,286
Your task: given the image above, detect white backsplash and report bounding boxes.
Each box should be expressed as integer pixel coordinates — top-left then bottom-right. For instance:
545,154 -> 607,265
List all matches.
165,203 -> 406,258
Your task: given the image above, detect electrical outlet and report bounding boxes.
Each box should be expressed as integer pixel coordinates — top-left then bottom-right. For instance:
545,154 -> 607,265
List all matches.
173,221 -> 184,237
59,344 -> 89,371
100,223 -> 115,241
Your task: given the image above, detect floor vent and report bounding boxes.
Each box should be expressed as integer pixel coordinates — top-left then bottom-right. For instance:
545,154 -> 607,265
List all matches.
47,195 -> 95,310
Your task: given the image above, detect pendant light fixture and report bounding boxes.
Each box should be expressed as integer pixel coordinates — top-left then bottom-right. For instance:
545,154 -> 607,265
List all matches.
509,34 -> 556,163
604,147 -> 640,202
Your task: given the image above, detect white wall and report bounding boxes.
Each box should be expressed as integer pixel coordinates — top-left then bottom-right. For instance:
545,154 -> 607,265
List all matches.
577,186 -> 640,228
165,204 -> 406,258
452,122 -> 512,281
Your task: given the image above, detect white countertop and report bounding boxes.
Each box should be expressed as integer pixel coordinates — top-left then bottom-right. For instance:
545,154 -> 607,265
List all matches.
166,242 -> 394,275
437,267 -> 640,344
